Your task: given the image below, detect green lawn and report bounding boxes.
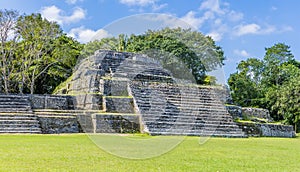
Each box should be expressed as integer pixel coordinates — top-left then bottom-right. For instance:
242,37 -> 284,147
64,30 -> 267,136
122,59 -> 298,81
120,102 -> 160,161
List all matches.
0,134 -> 299,172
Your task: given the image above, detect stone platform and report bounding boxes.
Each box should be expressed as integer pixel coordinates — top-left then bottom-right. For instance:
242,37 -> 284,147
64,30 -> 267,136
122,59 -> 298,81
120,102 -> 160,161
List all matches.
0,50 -> 295,137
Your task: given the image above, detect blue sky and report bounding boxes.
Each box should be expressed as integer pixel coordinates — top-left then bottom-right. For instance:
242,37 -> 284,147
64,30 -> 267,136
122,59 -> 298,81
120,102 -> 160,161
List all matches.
1,0 -> 299,82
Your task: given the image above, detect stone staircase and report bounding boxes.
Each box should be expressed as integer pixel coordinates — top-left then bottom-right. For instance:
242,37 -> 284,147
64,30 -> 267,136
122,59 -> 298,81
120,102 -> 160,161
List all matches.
0,94 -> 41,134
65,50 -> 246,137
130,82 -> 246,137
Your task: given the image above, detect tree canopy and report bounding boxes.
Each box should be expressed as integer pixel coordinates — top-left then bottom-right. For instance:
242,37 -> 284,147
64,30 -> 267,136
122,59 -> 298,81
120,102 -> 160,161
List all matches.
81,28 -> 225,84
0,11 -> 83,94
228,43 -> 300,130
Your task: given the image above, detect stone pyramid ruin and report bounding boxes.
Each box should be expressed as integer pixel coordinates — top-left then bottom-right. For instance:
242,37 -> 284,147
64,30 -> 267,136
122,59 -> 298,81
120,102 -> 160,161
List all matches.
64,50 -> 246,137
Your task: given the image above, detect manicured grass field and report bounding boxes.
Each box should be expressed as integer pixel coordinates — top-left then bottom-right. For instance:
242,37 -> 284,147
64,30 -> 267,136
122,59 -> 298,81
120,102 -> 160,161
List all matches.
0,134 -> 299,172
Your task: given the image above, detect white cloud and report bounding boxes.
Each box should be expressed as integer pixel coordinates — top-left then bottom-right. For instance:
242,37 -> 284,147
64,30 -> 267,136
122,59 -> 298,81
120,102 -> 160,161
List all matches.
152,3 -> 167,11
234,23 -> 261,36
180,11 -> 203,29
227,10 -> 243,22
180,11 -> 214,29
40,6 -> 85,25
271,6 -> 277,11
207,31 -> 222,42
65,0 -> 79,4
119,0 -> 157,6
234,49 -> 250,57
68,27 -> 111,43
119,0 -> 167,11
280,26 -> 293,32
233,23 -> 291,36
136,14 -> 194,30
200,0 -> 224,14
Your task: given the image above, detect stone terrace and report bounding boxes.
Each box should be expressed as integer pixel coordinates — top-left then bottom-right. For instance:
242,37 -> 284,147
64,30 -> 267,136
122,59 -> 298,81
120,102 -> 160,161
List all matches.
0,94 -> 41,134
63,50 -> 246,137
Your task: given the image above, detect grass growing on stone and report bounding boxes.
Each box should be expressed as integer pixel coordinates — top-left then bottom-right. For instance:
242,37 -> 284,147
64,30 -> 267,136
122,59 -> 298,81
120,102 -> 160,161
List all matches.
0,134 -> 299,172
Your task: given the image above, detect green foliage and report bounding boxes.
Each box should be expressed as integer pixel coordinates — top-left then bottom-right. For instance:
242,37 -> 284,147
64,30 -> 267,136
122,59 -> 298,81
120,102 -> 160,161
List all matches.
228,58 -> 264,107
0,11 -> 83,94
229,43 -> 300,128
82,28 -> 225,84
0,9 -> 19,93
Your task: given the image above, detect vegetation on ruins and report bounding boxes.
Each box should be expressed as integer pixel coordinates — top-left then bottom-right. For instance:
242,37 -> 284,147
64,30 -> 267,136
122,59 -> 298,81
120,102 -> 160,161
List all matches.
1,9 -> 299,131
82,28 -> 225,84
228,43 -> 300,130
1,10 -> 224,93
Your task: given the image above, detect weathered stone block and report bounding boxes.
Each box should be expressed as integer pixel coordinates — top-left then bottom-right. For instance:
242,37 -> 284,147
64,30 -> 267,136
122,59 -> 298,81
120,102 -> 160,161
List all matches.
242,107 -> 273,122
94,114 -> 139,133
29,95 -> 74,110
105,97 -> 134,113
74,94 -> 102,110
237,122 -> 295,138
226,105 -> 243,119
77,114 -> 94,133
103,80 -> 128,96
38,116 -> 79,134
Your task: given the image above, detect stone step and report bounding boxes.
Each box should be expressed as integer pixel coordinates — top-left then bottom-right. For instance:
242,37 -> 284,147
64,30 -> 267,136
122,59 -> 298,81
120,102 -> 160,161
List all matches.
139,109 -> 230,115
148,127 -> 244,134
0,123 -> 40,128
149,131 -> 246,137
136,100 -> 224,106
135,97 -> 222,104
142,118 -> 234,124
0,120 -> 39,124
0,104 -> 31,109
142,114 -> 233,120
148,128 -> 244,134
33,109 -> 105,113
132,87 -> 220,96
0,94 -> 29,98
145,123 -> 240,130
138,106 -> 227,112
0,101 -> 30,105
0,128 -> 41,134
0,109 -> 32,113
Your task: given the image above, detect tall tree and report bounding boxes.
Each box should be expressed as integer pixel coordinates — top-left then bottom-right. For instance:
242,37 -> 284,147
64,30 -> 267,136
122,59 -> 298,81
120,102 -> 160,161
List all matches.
228,58 -> 264,107
273,66 -> 300,131
15,13 -> 62,94
14,13 -> 82,94
37,34 -> 83,93
228,43 -> 300,122
0,9 -> 19,93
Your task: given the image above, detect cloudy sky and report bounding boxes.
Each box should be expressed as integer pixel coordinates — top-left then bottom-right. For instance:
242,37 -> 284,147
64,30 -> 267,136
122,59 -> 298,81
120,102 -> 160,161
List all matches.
1,0 -> 299,81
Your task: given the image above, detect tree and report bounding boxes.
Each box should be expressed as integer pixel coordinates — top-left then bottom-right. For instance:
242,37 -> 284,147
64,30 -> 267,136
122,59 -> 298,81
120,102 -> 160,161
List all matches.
228,58 -> 264,107
13,13 -> 82,94
82,27 -> 225,84
36,34 -> 83,93
262,43 -> 294,87
15,14 -> 82,94
0,9 -> 19,93
228,43 -> 300,122
273,68 -> 300,131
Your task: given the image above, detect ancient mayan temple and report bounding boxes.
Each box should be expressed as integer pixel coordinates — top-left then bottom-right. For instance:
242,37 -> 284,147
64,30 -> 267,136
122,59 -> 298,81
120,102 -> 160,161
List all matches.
0,50 -> 296,137
63,50 -> 246,137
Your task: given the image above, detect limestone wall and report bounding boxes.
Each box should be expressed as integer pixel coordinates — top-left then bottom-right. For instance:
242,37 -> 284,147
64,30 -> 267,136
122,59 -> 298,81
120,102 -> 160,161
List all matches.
77,114 -> 140,133
237,122 -> 295,138
38,116 -> 79,134
29,94 -> 74,110
105,97 -> 134,113
226,105 -> 243,119
242,107 -> 273,122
